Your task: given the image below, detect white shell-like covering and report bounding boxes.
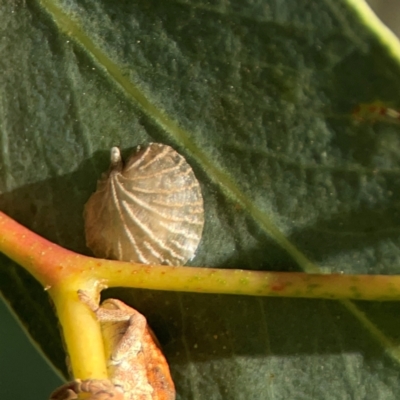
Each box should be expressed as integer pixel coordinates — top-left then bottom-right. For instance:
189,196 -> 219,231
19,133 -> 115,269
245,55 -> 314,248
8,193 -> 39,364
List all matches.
84,143 -> 204,265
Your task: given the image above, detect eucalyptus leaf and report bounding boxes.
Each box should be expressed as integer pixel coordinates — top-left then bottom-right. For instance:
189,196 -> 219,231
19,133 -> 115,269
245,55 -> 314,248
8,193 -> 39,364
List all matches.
1,0 -> 400,398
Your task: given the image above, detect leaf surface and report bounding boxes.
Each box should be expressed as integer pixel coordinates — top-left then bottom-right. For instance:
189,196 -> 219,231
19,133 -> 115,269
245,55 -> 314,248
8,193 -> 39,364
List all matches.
1,0 -> 400,398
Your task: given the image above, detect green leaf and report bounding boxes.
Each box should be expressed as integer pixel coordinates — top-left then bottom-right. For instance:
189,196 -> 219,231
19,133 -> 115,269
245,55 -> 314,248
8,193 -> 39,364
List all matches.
1,0 -> 400,398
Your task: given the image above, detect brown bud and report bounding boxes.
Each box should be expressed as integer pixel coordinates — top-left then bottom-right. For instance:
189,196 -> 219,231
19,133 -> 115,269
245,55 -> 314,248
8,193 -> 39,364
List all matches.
49,379 -> 124,400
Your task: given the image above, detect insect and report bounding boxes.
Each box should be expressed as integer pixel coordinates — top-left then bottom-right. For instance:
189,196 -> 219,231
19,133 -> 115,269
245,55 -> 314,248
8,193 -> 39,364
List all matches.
49,291 -> 176,400
84,143 -> 204,265
352,101 -> 400,124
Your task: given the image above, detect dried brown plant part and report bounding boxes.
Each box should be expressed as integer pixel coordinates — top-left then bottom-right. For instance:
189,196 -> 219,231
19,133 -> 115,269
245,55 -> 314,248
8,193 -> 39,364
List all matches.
49,379 -> 124,400
78,290 -> 176,400
84,143 -> 204,265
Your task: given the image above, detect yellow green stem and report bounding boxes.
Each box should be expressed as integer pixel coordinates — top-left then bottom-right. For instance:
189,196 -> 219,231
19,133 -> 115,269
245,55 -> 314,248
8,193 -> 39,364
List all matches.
1,211 -> 400,301
50,284 -> 108,380
98,264 -> 400,301
3,210 -> 400,381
